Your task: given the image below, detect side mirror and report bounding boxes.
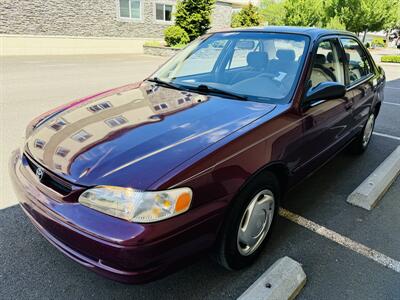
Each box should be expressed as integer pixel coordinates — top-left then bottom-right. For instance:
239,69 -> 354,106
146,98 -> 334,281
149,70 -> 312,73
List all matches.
305,81 -> 346,104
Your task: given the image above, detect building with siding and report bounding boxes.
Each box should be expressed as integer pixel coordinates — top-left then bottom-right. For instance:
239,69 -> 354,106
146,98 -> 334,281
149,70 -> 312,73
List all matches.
0,0 -> 257,56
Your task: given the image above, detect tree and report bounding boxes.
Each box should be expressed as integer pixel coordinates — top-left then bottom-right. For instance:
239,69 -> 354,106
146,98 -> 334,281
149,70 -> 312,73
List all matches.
231,3 -> 262,28
328,0 -> 399,40
383,0 -> 400,31
325,16 -> 346,30
283,0 -> 325,27
175,0 -> 215,41
260,0 -> 286,26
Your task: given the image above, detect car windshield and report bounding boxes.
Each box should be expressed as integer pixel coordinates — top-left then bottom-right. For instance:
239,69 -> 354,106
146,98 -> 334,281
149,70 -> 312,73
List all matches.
151,32 -> 309,103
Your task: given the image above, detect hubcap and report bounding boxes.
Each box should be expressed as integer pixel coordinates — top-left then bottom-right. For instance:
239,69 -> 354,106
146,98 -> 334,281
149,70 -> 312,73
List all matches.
237,189 -> 275,256
362,114 -> 375,147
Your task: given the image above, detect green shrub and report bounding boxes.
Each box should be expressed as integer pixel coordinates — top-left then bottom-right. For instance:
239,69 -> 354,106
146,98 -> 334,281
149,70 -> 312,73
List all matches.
164,25 -> 190,47
175,0 -> 215,41
231,3 -> 262,28
381,55 -> 400,63
371,37 -> 385,47
364,42 -> 370,49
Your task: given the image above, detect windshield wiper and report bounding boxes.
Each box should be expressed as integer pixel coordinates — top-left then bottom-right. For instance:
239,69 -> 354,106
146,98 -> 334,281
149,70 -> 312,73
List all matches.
192,84 -> 248,101
147,77 -> 183,90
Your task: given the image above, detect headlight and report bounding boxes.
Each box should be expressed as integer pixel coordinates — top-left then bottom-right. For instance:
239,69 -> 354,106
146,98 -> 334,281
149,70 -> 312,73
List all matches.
78,186 -> 192,223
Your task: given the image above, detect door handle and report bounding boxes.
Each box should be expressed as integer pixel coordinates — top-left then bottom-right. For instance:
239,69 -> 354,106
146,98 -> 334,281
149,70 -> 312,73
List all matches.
344,101 -> 353,110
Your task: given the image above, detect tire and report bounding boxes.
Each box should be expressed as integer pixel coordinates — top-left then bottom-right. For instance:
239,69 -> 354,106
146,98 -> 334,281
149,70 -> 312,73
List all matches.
349,112 -> 375,154
214,172 -> 280,270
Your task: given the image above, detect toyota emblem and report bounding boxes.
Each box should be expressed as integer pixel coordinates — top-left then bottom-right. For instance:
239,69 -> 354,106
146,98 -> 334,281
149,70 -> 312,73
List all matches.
35,167 -> 44,181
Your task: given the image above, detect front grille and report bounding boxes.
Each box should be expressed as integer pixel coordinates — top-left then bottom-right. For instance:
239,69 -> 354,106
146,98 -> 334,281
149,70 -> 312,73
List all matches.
25,154 -> 72,195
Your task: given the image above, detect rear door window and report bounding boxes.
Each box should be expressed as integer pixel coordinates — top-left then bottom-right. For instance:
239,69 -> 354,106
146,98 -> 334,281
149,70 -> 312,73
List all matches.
340,38 -> 372,85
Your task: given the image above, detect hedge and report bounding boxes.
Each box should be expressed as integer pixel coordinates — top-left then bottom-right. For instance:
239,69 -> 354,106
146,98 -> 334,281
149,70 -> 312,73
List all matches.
381,55 -> 400,63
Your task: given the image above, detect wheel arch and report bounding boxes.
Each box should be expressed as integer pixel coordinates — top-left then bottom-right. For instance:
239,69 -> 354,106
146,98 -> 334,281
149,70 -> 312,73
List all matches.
373,101 -> 382,117
236,161 -> 290,202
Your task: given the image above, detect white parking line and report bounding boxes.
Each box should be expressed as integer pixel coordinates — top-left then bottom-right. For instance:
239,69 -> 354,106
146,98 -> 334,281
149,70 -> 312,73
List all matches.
373,132 -> 400,141
383,102 -> 400,107
386,86 -> 400,90
279,208 -> 400,273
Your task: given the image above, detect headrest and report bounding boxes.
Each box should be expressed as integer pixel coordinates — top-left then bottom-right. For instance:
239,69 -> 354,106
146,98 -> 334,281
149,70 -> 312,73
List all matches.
315,54 -> 326,65
327,51 -> 333,63
247,52 -> 268,69
276,49 -> 295,62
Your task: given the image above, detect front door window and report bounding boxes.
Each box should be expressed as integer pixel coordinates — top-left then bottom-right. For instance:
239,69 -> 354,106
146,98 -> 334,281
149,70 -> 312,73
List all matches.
310,39 -> 345,88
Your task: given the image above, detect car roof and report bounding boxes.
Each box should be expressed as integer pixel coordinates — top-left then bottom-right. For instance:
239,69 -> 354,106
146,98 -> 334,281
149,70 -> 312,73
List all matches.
214,26 -> 356,40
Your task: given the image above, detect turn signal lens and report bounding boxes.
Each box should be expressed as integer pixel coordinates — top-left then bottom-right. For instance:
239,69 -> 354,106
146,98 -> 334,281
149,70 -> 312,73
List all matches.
176,192 -> 191,212
78,186 -> 192,223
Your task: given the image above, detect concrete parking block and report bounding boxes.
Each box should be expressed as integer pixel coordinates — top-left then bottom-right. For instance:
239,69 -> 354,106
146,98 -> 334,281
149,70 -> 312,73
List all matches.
347,146 -> 400,210
237,256 -> 306,300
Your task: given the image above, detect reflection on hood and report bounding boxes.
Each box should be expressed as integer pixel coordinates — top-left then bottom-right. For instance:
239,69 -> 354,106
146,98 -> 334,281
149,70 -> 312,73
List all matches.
26,83 -> 276,188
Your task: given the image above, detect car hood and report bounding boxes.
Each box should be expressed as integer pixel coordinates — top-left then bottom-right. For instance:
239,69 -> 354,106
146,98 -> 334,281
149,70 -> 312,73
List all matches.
26,83 -> 276,189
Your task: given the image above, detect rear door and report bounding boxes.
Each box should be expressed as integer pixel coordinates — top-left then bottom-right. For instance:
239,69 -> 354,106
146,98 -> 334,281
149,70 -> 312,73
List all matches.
339,37 -> 375,134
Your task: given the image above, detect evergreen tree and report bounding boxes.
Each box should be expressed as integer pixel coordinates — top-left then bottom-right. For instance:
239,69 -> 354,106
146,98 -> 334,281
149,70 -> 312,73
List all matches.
175,0 -> 215,41
231,3 -> 262,28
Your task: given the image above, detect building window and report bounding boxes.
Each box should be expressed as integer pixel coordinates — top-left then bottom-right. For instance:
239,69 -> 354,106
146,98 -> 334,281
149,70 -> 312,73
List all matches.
34,139 -> 46,149
119,0 -> 141,20
155,3 -> 173,21
88,101 -> 112,113
105,116 -> 128,128
56,147 -> 70,158
71,130 -> 92,143
49,118 -> 68,131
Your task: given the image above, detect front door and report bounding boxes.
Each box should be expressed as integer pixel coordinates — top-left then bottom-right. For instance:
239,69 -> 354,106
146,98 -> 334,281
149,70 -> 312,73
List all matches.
294,37 -> 353,177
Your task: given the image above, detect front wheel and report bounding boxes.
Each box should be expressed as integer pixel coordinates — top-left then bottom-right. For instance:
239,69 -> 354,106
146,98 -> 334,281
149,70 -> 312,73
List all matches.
350,113 -> 375,154
214,173 -> 279,270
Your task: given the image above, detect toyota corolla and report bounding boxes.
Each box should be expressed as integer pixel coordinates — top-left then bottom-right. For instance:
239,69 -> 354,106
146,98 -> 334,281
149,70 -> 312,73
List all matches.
10,27 -> 385,283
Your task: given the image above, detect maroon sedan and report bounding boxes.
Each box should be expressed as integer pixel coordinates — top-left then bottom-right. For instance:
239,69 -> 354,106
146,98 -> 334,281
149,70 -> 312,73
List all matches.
10,27 -> 385,283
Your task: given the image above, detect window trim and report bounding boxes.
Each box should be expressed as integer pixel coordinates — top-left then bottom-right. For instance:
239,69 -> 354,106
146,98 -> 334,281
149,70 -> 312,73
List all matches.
338,36 -> 374,89
154,2 -> 174,23
117,0 -> 143,22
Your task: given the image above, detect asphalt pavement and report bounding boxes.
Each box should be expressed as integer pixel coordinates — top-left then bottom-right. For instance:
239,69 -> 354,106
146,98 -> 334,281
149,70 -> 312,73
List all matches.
0,54 -> 399,300
0,54 -> 167,209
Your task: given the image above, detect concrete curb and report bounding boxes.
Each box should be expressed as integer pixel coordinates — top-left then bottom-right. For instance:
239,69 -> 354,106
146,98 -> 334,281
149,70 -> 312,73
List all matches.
347,146 -> 400,210
237,256 -> 306,300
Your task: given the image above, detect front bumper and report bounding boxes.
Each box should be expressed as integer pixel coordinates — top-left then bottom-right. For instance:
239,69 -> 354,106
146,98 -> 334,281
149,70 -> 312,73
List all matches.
9,149 -> 226,283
